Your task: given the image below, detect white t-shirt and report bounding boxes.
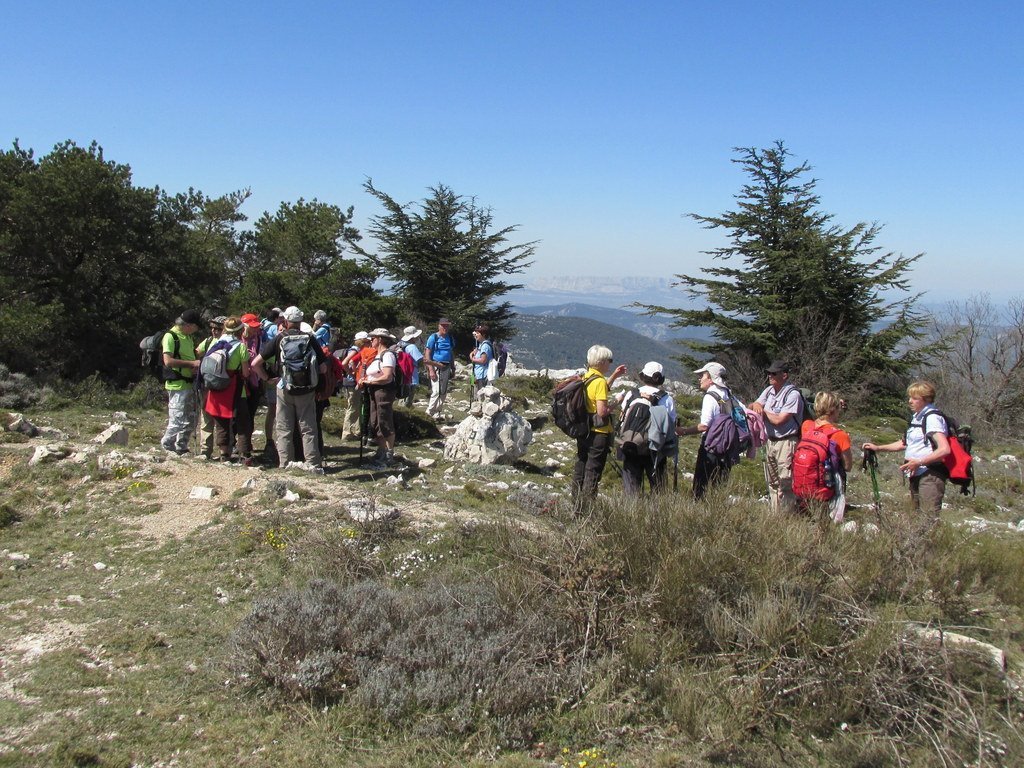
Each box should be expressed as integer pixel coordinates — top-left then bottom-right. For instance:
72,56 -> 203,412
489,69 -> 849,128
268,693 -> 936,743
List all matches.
904,406 -> 947,476
700,384 -> 731,428
365,350 -> 397,382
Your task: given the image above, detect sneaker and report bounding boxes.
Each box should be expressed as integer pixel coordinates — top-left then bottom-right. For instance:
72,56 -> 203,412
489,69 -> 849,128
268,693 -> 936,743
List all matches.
242,456 -> 255,468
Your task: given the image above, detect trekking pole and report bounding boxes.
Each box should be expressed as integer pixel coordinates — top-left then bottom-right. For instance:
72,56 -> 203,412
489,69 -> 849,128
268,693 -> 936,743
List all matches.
862,448 -> 881,512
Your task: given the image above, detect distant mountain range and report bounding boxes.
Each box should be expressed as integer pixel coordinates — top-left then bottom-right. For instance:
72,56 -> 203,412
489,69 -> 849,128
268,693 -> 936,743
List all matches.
507,314 -> 694,378
513,301 -> 706,343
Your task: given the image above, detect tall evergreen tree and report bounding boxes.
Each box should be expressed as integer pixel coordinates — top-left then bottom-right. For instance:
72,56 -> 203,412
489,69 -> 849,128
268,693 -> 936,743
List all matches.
232,198 -> 394,338
642,142 -> 924,401
356,181 -> 535,348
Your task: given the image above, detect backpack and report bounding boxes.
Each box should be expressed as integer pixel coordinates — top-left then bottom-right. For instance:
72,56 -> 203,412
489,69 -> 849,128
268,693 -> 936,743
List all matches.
616,389 -> 670,457
792,425 -> 841,501
703,390 -> 747,466
552,374 -> 600,439
199,338 -> 238,391
279,333 -> 319,392
798,387 -> 816,421
140,329 -> 181,382
709,391 -> 751,451
496,342 -> 509,377
391,346 -> 413,399
913,409 -> 975,496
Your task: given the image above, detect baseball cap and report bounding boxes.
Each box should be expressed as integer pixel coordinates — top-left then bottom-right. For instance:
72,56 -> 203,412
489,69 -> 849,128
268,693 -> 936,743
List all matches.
283,306 -> 303,323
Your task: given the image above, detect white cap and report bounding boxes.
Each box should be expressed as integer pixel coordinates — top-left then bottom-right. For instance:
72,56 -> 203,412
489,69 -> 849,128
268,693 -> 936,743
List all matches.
354,331 -> 369,341
299,322 -> 313,334
283,305 -> 303,323
641,361 -> 663,378
693,361 -> 726,387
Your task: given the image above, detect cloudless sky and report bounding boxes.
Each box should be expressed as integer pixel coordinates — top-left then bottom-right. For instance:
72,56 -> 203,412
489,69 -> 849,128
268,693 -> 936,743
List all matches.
3,1 -> 1021,301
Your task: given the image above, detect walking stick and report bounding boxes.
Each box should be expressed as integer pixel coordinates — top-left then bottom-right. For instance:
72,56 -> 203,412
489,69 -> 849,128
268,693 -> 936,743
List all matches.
862,448 -> 881,511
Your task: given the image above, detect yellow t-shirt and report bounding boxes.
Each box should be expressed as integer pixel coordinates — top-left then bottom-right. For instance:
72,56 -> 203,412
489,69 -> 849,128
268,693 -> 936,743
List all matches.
583,366 -> 612,434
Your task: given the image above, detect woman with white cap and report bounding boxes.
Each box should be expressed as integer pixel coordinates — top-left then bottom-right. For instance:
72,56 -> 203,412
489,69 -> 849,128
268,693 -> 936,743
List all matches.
677,361 -> 735,500
617,361 -> 677,494
398,325 -> 424,407
360,328 -> 399,469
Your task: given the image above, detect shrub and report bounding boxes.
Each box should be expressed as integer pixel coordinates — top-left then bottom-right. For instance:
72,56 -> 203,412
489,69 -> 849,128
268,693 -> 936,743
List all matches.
229,577 -> 575,746
0,363 -> 56,410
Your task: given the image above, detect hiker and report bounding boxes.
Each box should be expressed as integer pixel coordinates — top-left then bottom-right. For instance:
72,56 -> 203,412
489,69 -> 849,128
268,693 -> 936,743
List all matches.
239,313 -> 265,452
195,315 -> 226,459
313,310 -> 332,351
863,381 -> 951,519
261,307 -> 281,343
677,361 -> 737,500
339,332 -> 369,442
398,326 -> 424,407
749,360 -> 804,513
617,361 -> 677,495
570,345 -> 627,510
252,306 -> 328,471
469,323 -> 495,393
359,328 -> 399,469
159,310 -> 202,455
201,317 -> 254,464
796,392 -> 853,521
424,317 -> 455,420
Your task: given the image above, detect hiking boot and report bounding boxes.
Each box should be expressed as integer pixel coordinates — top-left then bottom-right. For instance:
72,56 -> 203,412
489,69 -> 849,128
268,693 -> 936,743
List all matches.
242,456 -> 255,468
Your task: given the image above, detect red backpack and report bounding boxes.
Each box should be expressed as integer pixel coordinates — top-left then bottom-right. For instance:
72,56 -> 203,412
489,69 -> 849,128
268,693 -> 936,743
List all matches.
792,424 -> 841,501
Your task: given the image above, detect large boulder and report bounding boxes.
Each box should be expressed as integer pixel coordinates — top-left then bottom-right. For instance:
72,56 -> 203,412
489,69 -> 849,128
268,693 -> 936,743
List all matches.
444,385 -> 532,465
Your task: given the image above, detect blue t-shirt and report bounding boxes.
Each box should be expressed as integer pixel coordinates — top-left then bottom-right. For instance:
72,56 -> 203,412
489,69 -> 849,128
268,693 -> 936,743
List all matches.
425,332 -> 455,365
314,323 -> 331,349
473,340 -> 494,381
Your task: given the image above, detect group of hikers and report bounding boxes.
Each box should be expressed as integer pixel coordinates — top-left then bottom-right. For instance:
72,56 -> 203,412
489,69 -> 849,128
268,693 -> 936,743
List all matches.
570,345 -> 957,520
157,308 -> 502,472
154,309 -> 960,518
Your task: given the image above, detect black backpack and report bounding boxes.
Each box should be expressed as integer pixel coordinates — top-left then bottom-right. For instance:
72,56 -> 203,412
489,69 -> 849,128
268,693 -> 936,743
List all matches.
616,388 -> 662,456
140,329 -> 182,382
552,374 -> 600,439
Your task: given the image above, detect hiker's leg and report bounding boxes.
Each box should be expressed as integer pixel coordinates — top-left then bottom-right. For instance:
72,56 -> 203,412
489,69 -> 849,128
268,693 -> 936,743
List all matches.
295,393 -> 321,467
693,442 -> 711,500
342,387 -> 360,439
213,414 -> 232,458
275,390 -> 296,467
234,399 -> 254,458
764,441 -> 784,512
200,409 -> 215,458
373,387 -> 396,452
436,365 -> 452,412
912,470 -> 946,520
315,398 -> 327,456
571,434 -> 590,500
621,454 -> 643,496
168,390 -> 197,453
264,386 -> 277,450
775,437 -> 798,513
582,432 -> 611,497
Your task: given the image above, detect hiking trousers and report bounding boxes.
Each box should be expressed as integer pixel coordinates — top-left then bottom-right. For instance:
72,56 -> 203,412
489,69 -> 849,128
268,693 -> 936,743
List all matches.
275,388 -> 321,467
621,452 -> 666,495
427,364 -> 452,417
162,389 -> 197,453
572,431 -> 611,508
693,441 -> 731,500
909,468 -> 946,519
340,386 -> 362,439
765,436 -> 798,512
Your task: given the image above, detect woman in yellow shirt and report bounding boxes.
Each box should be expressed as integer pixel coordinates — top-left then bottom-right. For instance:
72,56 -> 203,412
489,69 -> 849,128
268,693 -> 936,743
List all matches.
571,344 -> 626,512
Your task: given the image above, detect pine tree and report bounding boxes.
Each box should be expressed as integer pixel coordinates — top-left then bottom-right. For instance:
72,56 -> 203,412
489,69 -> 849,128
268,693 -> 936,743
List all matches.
642,141 -> 925,401
357,181 -> 535,349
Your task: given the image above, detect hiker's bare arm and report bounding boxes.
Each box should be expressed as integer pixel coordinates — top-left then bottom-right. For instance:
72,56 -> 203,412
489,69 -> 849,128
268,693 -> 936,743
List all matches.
862,439 -> 904,453
163,352 -> 199,369
252,355 -> 269,382
841,448 -> 854,472
762,409 -> 794,426
607,364 -> 626,384
596,399 -> 610,419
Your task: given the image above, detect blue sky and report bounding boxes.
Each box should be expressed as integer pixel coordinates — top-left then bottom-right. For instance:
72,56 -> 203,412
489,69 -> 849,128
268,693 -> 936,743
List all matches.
3,1 -> 1021,301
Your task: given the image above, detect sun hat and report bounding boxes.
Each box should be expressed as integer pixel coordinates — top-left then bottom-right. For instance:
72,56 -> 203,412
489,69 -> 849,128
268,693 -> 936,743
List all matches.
283,306 -> 303,323
402,325 -> 422,342
641,361 -> 663,378
368,327 -> 396,342
693,361 -> 726,387
209,315 -> 227,326
240,313 -> 261,329
223,316 -> 243,335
